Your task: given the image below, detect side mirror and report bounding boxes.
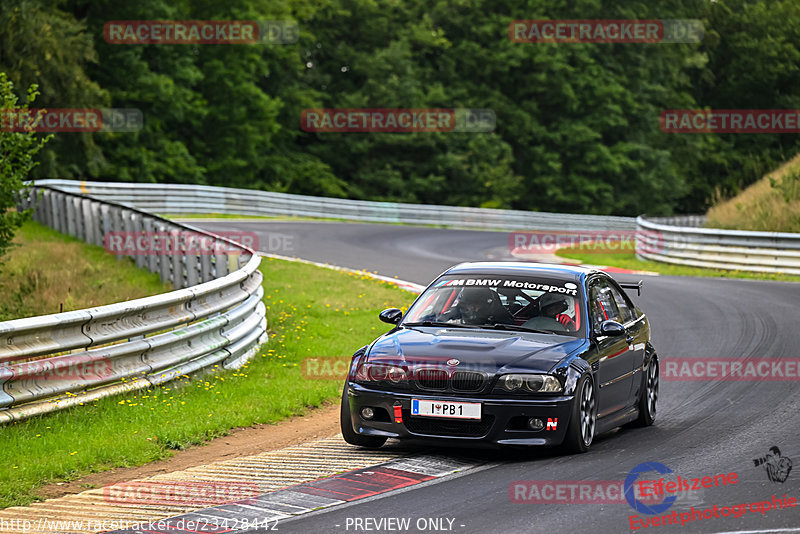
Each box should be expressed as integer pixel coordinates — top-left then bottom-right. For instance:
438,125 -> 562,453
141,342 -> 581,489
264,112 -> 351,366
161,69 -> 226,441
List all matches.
379,308 -> 403,325
598,320 -> 625,337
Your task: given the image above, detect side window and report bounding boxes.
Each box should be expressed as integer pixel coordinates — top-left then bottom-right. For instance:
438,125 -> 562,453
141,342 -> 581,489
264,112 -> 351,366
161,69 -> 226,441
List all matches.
589,280 -> 622,330
588,283 -> 604,331
608,283 -> 636,324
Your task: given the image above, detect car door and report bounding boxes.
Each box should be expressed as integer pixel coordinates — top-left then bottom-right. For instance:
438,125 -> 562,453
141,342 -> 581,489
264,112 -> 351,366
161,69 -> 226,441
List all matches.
607,279 -> 648,407
588,278 -> 636,418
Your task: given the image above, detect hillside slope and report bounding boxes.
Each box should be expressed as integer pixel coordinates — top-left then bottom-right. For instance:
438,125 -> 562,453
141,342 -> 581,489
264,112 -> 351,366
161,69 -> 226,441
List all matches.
706,153 -> 800,232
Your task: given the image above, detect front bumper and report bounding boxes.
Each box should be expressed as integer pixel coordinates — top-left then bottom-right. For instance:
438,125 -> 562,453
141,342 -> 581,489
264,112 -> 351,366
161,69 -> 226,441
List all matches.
345,383 -> 574,447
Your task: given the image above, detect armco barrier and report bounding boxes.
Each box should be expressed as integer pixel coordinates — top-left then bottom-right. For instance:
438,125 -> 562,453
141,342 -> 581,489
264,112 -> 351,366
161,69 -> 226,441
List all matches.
636,216 -> 800,275
0,186 -> 266,423
34,180 -> 637,232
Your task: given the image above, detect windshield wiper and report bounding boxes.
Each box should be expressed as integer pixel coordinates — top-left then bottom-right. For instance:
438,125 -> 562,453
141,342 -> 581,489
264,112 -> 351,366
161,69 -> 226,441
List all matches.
402,321 -> 472,328
479,323 -> 560,334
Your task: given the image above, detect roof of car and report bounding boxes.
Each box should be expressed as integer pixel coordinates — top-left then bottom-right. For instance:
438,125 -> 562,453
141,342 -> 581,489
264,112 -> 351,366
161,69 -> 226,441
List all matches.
443,261 -> 600,283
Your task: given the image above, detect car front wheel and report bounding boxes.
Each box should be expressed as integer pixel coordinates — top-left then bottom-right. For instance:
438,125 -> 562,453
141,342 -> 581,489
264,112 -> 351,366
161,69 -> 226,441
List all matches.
563,374 -> 596,453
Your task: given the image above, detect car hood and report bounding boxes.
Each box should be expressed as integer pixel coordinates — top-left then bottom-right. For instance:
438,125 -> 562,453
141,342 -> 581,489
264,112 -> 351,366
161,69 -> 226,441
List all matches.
368,326 -> 587,374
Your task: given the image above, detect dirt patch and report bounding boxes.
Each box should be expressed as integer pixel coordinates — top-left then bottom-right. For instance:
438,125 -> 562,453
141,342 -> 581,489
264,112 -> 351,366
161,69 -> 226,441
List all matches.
35,403 -> 341,501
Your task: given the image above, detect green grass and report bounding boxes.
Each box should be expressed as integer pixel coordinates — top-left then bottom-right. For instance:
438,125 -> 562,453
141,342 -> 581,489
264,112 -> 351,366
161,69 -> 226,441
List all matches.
556,245 -> 800,282
0,257 -> 416,508
0,221 -> 171,321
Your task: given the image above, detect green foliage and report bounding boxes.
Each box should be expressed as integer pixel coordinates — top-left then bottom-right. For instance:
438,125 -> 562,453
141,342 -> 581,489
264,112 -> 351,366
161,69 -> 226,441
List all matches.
0,0 -> 107,177
1,0 -> 799,215
0,72 -> 50,266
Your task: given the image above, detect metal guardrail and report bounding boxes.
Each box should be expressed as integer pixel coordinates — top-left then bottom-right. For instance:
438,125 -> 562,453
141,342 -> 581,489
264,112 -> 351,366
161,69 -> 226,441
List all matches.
35,179 -> 637,232
636,216 -> 800,275
0,186 -> 267,423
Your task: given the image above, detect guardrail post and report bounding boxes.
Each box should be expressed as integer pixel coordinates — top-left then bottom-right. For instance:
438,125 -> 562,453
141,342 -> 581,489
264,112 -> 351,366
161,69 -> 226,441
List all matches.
65,195 -> 77,237
154,222 -> 171,285
111,205 -> 124,261
42,189 -> 51,228
99,203 -> 112,252
33,189 -> 47,226
16,188 -> 30,214
120,209 -> 131,262
214,239 -> 229,278
238,252 -> 252,270
51,191 -> 63,233
79,198 -> 92,244
141,217 -> 157,274
171,229 -> 183,289
200,249 -> 213,282
185,251 -> 200,287
73,197 -> 85,242
130,213 -> 147,270
88,200 -> 102,247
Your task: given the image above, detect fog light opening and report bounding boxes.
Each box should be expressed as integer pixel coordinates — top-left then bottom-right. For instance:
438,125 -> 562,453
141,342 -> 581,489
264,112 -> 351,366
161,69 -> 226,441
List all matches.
527,417 -> 544,431
361,407 -> 375,420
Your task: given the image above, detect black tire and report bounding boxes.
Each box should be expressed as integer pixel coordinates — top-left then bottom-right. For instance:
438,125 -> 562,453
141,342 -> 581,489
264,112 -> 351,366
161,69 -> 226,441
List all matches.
563,374 -> 596,454
340,385 -> 388,448
632,356 -> 658,427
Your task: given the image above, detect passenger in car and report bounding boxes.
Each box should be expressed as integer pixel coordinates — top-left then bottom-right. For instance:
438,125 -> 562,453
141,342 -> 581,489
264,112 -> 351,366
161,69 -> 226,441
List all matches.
523,292 -> 574,332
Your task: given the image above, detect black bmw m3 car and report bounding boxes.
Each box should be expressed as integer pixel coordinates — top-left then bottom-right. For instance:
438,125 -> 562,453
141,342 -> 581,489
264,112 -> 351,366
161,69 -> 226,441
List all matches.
340,262 -> 659,453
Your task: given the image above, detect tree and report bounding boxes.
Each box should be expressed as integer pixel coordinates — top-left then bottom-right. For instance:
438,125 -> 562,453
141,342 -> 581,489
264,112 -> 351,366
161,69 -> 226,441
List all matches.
0,0 -> 107,178
0,72 -> 51,265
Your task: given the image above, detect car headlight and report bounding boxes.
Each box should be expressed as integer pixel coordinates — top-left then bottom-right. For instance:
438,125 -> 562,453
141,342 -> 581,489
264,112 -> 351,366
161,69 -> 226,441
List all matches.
498,374 -> 562,393
355,363 -> 407,385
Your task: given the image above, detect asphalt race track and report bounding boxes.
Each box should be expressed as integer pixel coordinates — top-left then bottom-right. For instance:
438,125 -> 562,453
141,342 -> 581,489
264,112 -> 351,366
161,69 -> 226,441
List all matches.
196,220 -> 800,534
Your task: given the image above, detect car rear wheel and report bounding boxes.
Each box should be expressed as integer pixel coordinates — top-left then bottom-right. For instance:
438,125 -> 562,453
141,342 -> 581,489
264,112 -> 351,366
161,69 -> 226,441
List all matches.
340,385 -> 388,448
633,357 -> 658,427
564,374 -> 596,453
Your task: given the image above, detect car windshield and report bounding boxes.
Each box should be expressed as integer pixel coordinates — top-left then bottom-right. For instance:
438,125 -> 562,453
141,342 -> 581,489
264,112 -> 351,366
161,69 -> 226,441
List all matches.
402,275 -> 585,337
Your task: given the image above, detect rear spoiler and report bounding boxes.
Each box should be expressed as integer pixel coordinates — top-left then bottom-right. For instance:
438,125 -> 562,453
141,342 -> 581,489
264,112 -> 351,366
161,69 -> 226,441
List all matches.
619,280 -> 643,296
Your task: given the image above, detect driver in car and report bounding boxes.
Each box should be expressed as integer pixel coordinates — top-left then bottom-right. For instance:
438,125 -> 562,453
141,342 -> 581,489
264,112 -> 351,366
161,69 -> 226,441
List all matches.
445,287 -> 512,326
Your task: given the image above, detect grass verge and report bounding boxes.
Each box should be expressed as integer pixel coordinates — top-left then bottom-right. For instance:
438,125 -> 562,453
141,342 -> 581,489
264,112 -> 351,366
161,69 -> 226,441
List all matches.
706,152 -> 800,233
556,245 -> 800,282
0,221 -> 170,321
0,257 -> 416,508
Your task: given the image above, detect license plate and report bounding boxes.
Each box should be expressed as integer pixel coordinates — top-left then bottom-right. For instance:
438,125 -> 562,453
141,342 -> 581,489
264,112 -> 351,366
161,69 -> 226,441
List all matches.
411,399 -> 481,420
